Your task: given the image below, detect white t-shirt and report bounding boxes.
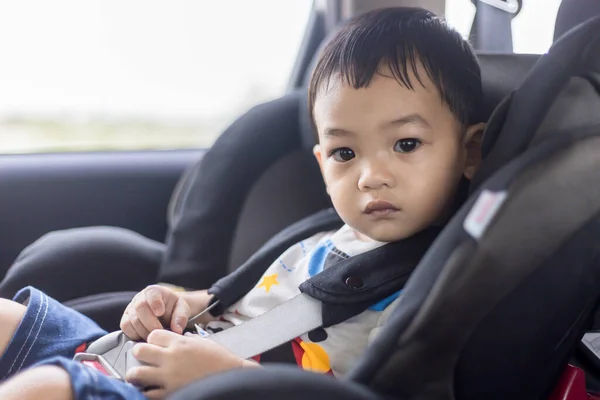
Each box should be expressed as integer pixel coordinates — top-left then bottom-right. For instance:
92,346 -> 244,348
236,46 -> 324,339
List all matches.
205,224 -> 402,377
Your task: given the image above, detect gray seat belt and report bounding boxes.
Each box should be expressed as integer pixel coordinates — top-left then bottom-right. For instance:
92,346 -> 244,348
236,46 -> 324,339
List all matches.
469,0 -> 521,52
200,293 -> 323,359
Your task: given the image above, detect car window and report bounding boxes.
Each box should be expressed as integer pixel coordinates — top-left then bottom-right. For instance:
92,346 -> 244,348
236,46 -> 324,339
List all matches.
445,0 -> 562,54
0,0 -> 312,154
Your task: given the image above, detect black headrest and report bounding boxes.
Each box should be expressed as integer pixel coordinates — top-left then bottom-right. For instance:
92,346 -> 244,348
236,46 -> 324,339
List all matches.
298,85 -> 316,151
298,40 -> 328,151
476,54 -> 539,122
554,0 -> 600,42
298,52 -> 540,150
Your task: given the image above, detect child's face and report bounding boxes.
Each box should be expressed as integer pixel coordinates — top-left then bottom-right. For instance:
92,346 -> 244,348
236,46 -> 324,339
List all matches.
312,66 -> 484,242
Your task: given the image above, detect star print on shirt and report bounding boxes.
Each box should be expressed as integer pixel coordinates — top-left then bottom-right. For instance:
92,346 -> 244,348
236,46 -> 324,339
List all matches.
257,273 -> 279,293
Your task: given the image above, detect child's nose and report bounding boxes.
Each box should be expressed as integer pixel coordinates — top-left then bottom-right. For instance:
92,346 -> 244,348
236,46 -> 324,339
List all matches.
358,159 -> 395,191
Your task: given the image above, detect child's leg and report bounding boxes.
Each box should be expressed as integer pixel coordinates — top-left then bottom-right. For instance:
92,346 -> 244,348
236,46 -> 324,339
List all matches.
0,287 -> 146,400
0,299 -> 73,400
0,286 -> 107,380
0,365 -> 73,400
0,299 -> 26,356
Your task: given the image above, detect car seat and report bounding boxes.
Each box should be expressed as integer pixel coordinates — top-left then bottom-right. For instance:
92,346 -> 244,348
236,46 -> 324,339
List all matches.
167,14 -> 600,400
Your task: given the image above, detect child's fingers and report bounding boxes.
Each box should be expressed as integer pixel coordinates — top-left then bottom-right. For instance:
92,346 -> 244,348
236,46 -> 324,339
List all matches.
120,310 -> 142,341
143,388 -> 166,400
134,300 -> 163,333
132,343 -> 164,366
128,311 -> 151,341
144,286 -> 166,317
170,298 -> 191,334
125,365 -> 164,387
147,329 -> 178,348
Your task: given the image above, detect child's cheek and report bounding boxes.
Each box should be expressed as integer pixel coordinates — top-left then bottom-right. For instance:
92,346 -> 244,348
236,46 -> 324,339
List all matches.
325,159 -> 349,177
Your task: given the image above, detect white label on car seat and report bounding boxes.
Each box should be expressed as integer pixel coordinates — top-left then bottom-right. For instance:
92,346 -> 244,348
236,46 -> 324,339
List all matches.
463,190 -> 507,240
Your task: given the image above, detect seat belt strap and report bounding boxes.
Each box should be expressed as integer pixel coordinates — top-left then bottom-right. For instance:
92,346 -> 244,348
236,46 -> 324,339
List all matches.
469,0 -> 520,52
205,293 -> 323,359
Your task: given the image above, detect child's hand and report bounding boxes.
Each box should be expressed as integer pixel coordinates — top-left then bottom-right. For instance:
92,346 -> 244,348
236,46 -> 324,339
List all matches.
120,285 -> 191,340
125,330 -> 258,399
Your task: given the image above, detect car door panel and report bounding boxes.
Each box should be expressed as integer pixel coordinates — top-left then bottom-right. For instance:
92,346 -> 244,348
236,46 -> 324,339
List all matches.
0,150 -> 204,278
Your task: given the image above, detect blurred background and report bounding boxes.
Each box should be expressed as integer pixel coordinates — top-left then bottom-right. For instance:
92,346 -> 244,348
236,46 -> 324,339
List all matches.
0,0 -> 561,154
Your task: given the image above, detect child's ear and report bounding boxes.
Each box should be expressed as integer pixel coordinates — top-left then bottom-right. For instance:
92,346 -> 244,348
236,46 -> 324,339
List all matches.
462,122 -> 486,180
313,144 -> 323,167
313,144 -> 329,194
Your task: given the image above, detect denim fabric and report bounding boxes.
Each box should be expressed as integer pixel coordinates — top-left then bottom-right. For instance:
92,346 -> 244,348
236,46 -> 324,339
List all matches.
36,356 -> 146,400
0,287 -> 145,399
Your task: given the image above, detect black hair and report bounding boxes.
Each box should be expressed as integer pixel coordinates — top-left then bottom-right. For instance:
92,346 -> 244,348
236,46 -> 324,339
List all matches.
308,7 -> 483,138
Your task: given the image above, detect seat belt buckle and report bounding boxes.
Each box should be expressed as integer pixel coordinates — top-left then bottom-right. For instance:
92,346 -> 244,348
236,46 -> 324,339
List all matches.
73,353 -> 124,380
580,332 -> 600,370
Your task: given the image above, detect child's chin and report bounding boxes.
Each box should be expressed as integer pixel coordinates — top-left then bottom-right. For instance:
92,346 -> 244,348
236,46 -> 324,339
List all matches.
359,224 -> 414,243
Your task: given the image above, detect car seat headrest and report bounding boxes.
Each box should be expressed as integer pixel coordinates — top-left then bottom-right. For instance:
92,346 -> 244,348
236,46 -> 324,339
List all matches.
476,54 -> 539,124
554,0 -> 600,42
472,14 -> 600,191
298,39 -> 329,151
298,94 -> 314,151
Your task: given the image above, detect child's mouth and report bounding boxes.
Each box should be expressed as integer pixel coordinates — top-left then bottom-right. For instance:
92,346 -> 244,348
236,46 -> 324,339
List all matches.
364,200 -> 400,216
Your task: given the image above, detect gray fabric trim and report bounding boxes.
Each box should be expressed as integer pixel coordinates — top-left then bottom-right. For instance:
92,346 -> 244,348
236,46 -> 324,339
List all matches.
534,76 -> 600,145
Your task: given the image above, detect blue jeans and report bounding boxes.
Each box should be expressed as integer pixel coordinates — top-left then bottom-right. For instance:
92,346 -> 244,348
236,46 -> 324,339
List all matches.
0,287 -> 146,399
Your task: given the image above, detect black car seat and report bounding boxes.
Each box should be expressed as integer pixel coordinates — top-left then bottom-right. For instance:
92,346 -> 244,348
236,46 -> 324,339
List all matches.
0,94 -> 331,294
168,15 -> 600,400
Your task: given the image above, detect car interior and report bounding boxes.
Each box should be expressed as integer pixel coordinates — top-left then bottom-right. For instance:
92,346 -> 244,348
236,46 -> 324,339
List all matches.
1,0 -> 600,399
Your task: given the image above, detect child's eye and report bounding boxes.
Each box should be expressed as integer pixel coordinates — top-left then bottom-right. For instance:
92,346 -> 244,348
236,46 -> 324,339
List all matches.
394,138 -> 422,153
330,147 -> 355,162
